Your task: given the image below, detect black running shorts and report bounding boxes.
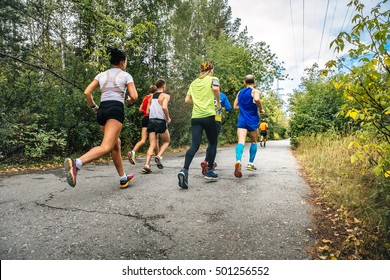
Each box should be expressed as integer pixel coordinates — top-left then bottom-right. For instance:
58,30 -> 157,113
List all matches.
97,101 -> 124,126
147,118 -> 167,134
260,130 -> 267,137
141,116 -> 149,128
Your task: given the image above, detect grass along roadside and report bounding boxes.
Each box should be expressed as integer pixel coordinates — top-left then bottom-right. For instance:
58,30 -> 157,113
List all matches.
294,133 -> 389,259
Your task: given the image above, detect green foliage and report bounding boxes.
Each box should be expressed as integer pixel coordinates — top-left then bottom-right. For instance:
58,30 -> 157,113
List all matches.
0,0 -> 288,165
261,91 -> 288,140
326,0 -> 390,177
288,64 -> 349,138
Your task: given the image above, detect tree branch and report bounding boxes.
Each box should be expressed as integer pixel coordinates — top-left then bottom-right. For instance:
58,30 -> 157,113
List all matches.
0,51 -> 84,92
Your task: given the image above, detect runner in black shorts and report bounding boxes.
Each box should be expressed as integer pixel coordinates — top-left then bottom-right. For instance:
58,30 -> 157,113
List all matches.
141,79 -> 171,174
128,85 -> 158,164
64,48 -> 138,189
259,119 -> 268,147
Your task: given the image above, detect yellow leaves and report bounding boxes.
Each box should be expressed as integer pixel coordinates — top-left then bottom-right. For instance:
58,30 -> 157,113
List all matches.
318,245 -> 330,253
385,171 -> 390,178
348,141 -> 361,150
351,153 -> 364,164
332,81 -> 344,90
346,109 -> 359,120
367,62 -> 376,70
384,56 -> 390,67
369,72 -> 380,80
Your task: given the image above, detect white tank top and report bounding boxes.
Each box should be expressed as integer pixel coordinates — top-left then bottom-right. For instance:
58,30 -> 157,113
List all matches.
94,68 -> 134,103
149,92 -> 166,120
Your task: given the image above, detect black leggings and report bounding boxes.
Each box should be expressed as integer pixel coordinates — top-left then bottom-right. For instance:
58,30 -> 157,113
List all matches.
184,116 -> 217,170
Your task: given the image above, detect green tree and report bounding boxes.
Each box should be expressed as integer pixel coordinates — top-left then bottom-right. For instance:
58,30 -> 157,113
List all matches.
289,64 -> 347,138
326,0 -> 390,177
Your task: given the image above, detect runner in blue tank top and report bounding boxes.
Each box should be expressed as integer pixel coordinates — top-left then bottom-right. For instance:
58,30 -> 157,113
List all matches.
233,75 -> 264,178
237,87 -> 260,130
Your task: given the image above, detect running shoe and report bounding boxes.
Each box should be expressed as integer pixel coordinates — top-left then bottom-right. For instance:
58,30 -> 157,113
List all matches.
200,160 -> 208,176
141,165 -> 152,174
155,155 -> 163,169
204,169 -> 218,180
128,150 -> 136,165
178,168 -> 188,189
64,158 -> 78,187
246,163 -> 257,171
120,173 -> 135,189
259,142 -> 263,147
201,160 -> 217,175
234,161 -> 242,178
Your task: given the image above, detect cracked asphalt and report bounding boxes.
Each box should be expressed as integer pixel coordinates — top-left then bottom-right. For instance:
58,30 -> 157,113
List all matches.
0,139 -> 314,260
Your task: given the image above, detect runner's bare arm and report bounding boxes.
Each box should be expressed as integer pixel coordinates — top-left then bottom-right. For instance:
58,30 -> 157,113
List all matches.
126,82 -> 138,105
185,94 -> 192,104
162,94 -> 171,123
84,79 -> 99,107
233,91 -> 240,110
213,85 -> 221,109
253,89 -> 264,114
146,94 -> 152,115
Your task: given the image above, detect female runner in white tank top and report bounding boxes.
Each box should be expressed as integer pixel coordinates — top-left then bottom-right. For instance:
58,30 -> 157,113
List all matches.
64,48 -> 138,189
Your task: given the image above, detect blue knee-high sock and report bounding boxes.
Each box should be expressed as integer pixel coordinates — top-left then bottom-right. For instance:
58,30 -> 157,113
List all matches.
235,143 -> 244,162
249,143 -> 257,163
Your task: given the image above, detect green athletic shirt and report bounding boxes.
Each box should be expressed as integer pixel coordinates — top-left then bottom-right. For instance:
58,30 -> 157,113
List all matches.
187,75 -> 219,119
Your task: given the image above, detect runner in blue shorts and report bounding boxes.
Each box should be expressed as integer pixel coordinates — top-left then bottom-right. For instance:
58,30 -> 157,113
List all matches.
233,75 -> 264,178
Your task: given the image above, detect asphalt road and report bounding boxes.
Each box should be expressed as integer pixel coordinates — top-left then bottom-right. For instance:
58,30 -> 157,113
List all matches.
0,139 -> 314,260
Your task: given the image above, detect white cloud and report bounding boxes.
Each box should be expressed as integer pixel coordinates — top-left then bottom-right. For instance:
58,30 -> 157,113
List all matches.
227,0 -> 385,97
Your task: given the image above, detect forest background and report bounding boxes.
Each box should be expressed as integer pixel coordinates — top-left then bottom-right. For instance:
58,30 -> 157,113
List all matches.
0,0 -> 388,259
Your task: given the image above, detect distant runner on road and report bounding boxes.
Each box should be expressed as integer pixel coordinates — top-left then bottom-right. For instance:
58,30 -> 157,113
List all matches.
233,74 -> 264,178
259,119 -> 269,147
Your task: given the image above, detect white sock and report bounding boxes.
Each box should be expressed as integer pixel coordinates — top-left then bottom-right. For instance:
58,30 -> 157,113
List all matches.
120,174 -> 128,181
75,158 -> 82,169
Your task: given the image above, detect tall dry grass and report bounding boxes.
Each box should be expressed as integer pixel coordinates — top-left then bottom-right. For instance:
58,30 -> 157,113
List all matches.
294,133 -> 389,259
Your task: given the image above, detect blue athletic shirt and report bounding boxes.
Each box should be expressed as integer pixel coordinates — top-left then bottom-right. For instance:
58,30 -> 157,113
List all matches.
237,87 -> 259,125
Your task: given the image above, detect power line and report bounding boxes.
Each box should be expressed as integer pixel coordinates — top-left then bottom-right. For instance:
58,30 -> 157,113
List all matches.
302,0 -> 305,75
317,0 -> 331,63
340,4 -> 351,33
289,0 -> 298,74
345,5 -> 355,32
323,0 -> 339,60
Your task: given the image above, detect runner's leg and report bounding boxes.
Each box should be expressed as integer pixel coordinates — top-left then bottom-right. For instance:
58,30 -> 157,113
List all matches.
79,119 -> 122,165
132,127 -> 148,152
157,130 -> 170,157
146,132 -> 157,166
203,116 -> 218,169
112,137 -> 125,176
235,128 -> 247,162
249,129 -> 259,163
183,118 -> 203,171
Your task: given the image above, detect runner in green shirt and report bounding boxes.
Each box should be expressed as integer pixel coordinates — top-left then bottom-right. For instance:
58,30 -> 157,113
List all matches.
178,61 -> 221,189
